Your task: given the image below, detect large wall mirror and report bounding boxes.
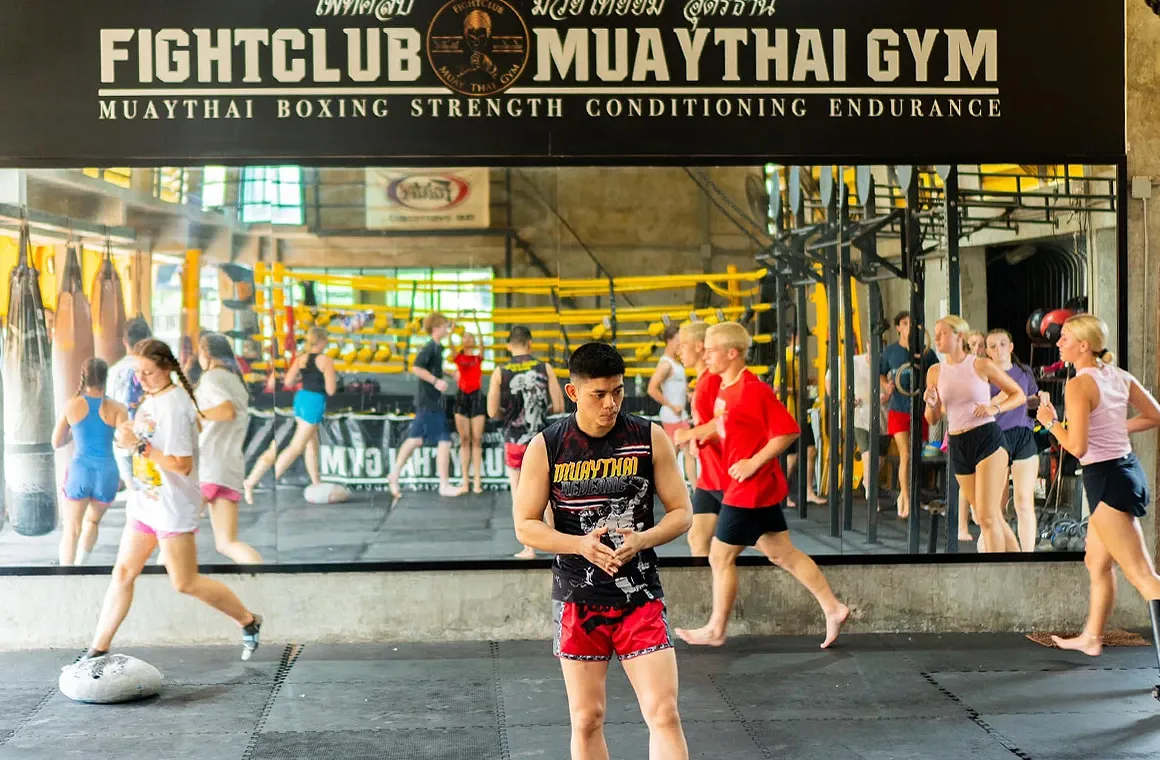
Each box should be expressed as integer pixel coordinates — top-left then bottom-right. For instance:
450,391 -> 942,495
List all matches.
0,162 -> 1121,568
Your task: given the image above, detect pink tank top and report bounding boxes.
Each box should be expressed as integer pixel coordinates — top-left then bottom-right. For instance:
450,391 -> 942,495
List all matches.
937,355 -> 994,433
1075,365 -> 1132,465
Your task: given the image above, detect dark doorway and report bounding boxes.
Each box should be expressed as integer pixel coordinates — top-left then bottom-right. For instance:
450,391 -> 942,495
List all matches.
985,239 -> 1087,367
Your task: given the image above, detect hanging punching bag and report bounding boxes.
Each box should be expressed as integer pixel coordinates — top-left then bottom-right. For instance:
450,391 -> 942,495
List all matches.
91,242 -> 127,364
53,242 -> 96,490
3,222 -> 58,536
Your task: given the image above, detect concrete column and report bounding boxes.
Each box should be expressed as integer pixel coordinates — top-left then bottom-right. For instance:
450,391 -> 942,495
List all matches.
1126,2 -> 1160,556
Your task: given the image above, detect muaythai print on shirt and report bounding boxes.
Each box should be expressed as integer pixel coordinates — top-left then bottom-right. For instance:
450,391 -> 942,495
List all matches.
544,413 -> 663,608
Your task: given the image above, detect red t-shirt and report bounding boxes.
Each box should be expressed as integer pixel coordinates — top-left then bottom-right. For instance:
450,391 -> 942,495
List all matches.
714,369 -> 799,508
692,371 -> 725,491
453,353 -> 483,394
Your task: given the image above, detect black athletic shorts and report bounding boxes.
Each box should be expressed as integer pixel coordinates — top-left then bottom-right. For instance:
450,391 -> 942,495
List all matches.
692,489 -> 723,516
788,420 -> 815,455
1002,426 -> 1038,463
948,422 -> 1004,476
454,389 -> 486,418
715,504 -> 788,547
1082,453 -> 1149,518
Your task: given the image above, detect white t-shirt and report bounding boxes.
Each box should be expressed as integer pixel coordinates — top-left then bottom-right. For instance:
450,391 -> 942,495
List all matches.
128,387 -> 201,533
823,354 -> 889,432
853,353 -> 889,432
195,368 -> 250,492
657,355 -> 688,424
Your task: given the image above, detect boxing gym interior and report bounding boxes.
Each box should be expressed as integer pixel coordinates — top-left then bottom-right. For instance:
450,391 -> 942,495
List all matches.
0,1 -> 1158,759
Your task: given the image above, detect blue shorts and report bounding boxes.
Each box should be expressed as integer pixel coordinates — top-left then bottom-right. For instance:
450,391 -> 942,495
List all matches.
63,460 -> 120,505
293,389 -> 327,425
408,409 -> 451,445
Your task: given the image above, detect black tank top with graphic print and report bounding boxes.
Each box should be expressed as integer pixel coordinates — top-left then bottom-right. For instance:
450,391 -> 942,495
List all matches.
500,354 -> 551,445
542,412 -> 663,608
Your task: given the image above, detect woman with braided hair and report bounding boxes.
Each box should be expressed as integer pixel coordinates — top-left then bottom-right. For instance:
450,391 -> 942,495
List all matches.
52,358 -> 128,566
84,338 -> 263,662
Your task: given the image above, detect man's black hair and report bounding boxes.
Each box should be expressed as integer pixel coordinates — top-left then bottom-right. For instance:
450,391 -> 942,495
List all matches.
509,325 -> 532,346
569,342 -> 625,381
125,316 -> 152,346
893,310 -> 910,328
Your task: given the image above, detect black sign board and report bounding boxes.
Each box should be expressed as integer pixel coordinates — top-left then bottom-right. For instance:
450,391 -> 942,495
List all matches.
0,0 -> 1125,166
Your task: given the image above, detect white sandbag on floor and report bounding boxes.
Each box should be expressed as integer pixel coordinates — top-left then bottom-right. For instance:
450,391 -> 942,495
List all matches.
59,654 -> 162,704
304,482 -> 350,504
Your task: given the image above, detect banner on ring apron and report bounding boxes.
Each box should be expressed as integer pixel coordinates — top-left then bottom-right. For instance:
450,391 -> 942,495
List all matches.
0,0 -> 1124,166
243,409 -> 692,492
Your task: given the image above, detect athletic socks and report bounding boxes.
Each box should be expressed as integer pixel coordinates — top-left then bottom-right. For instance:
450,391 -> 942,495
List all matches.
83,649 -> 108,660
75,549 -> 90,566
241,614 -> 263,661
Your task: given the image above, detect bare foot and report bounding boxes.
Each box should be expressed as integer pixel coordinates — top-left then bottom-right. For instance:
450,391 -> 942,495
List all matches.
807,492 -> 827,505
1051,632 -> 1102,657
821,604 -> 850,649
958,531 -> 974,542
439,486 -> 462,498
388,479 -> 403,506
513,547 -> 536,559
675,626 -> 727,647
243,482 -> 255,506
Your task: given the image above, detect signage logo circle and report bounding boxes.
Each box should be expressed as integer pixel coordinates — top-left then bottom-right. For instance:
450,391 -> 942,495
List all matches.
426,0 -> 530,97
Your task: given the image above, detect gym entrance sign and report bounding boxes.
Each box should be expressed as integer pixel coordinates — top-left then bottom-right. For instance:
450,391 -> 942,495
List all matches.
0,0 -> 1124,165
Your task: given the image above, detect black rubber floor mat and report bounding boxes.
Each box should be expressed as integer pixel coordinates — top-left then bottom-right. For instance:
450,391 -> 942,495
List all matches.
261,680 -> 496,732
21,685 -> 271,738
0,731 -> 251,760
508,721 -> 768,760
284,658 -> 494,685
297,641 -> 492,662
0,651 -> 83,687
0,688 -> 52,734
108,645 -> 282,685
249,728 -> 501,760
983,711 -> 1160,760
930,669 -> 1160,715
750,716 -> 1017,760
716,671 -> 959,721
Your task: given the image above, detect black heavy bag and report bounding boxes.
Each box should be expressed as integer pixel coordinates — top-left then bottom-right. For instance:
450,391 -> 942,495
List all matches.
3,223 -> 58,536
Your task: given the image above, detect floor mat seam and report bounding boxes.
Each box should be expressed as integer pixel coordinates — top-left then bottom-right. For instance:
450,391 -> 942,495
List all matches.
240,643 -> 304,760
490,641 -> 511,760
708,673 -> 774,759
922,671 -> 1036,760
0,689 -> 55,747
0,649 -> 85,747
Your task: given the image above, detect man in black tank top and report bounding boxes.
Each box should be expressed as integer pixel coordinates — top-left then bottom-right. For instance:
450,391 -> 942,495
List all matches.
486,325 -> 564,559
513,342 -> 693,760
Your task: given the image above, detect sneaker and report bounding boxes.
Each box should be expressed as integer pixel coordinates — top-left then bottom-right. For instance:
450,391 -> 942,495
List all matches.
241,614 -> 263,661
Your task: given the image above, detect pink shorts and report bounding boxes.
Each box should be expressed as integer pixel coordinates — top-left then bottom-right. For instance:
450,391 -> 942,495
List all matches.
130,518 -> 196,540
201,483 -> 243,503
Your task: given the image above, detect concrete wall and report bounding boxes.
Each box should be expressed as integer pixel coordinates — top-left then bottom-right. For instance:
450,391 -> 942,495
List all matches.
0,561 -> 1146,651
